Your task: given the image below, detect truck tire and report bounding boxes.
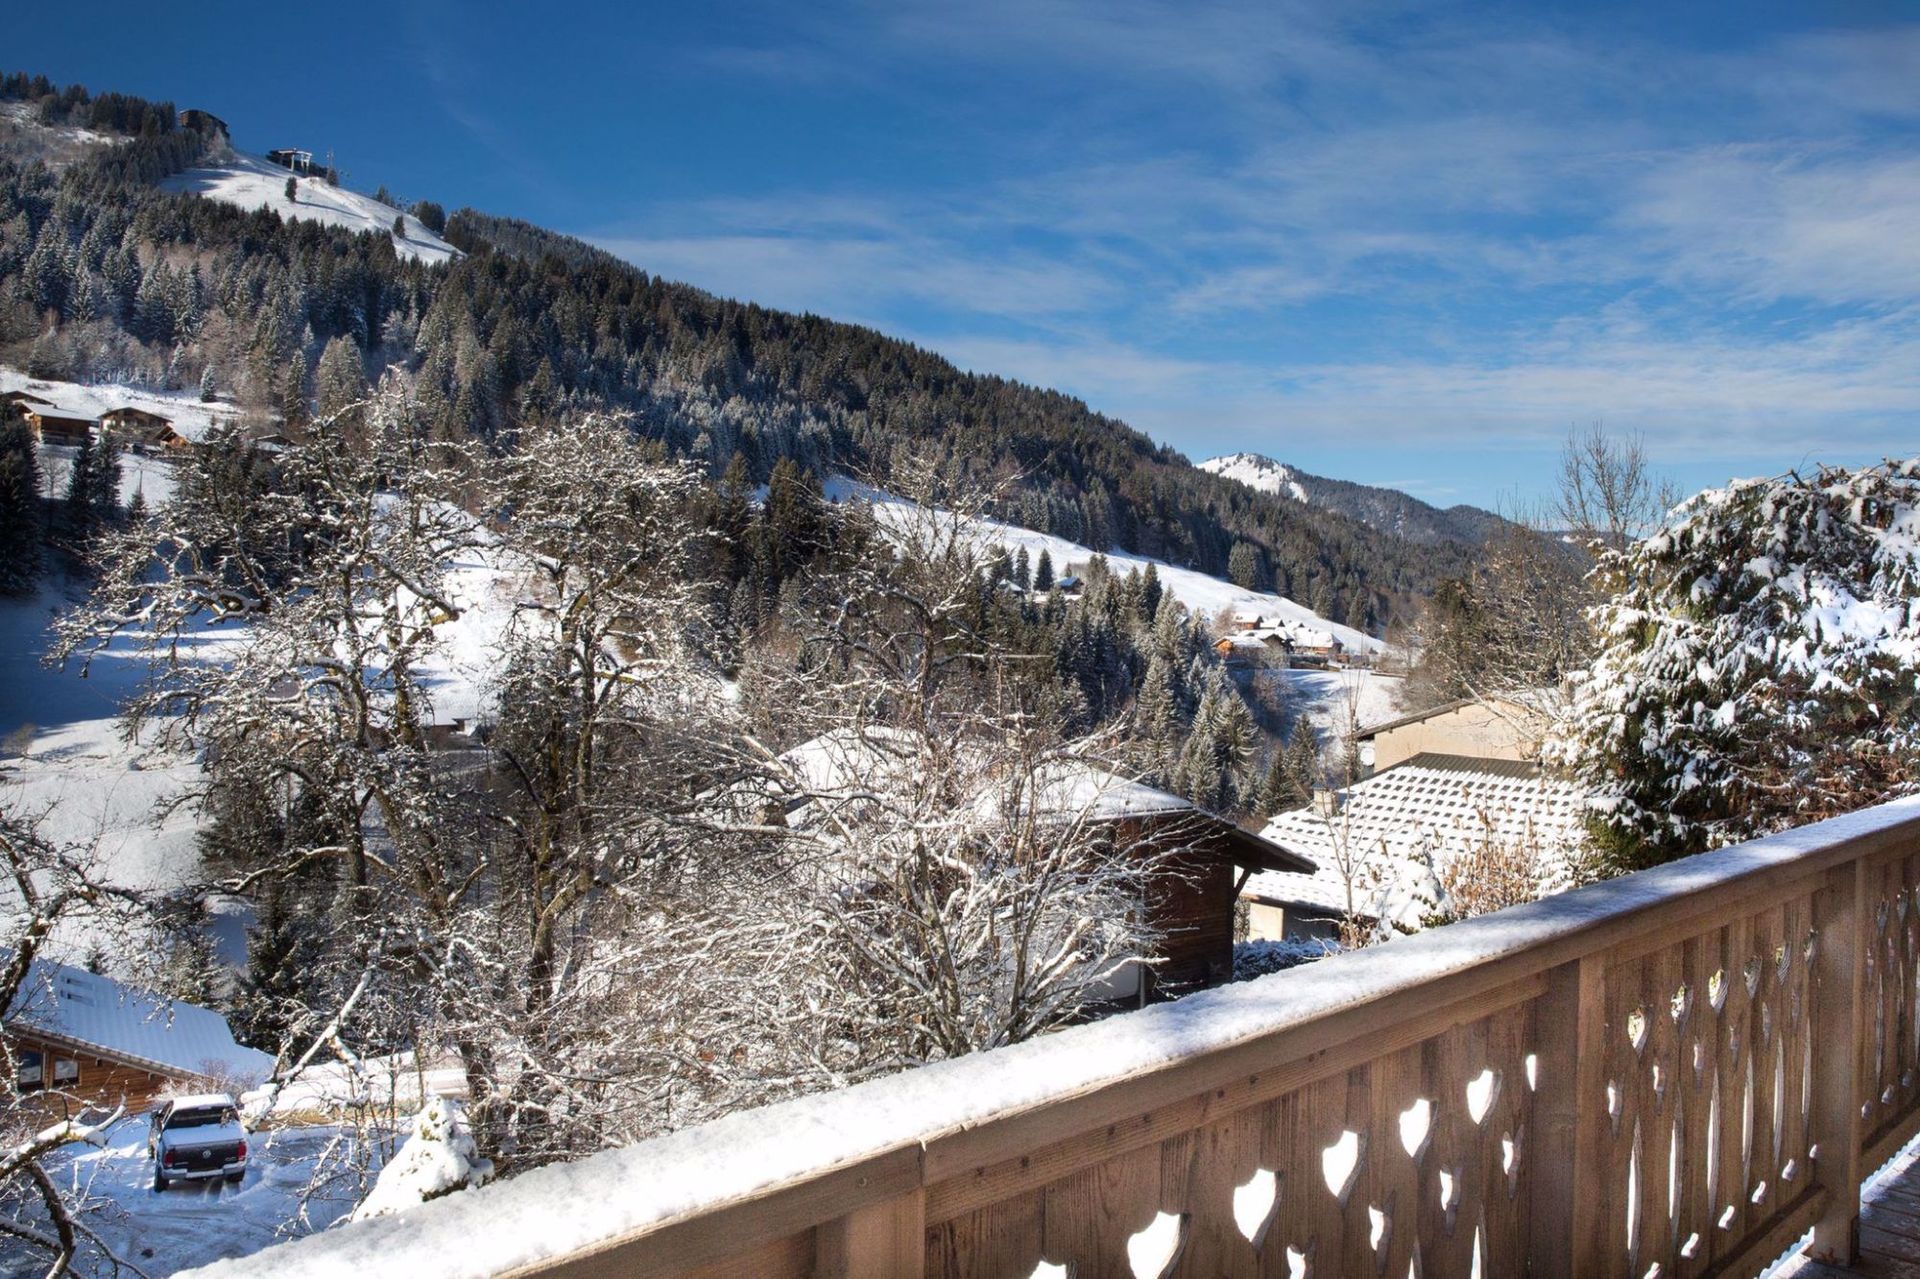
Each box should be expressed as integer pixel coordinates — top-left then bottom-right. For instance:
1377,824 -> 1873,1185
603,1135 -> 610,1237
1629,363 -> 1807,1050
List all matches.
152,1169 -> 168,1193
225,1170 -> 244,1184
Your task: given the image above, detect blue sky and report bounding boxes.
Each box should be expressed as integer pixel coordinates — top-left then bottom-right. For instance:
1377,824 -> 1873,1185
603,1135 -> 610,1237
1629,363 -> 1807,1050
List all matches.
15,1 -> 1920,508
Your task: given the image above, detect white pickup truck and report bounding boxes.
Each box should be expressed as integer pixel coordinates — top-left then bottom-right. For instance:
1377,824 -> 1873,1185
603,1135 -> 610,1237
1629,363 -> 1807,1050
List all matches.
149,1094 -> 249,1191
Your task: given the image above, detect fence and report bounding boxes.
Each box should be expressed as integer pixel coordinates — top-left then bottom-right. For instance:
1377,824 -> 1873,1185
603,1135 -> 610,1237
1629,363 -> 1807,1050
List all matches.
183,796 -> 1920,1279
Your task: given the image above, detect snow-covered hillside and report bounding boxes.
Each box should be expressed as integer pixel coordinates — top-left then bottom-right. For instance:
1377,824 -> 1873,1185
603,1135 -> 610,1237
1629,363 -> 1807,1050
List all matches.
825,478 -> 1383,655
1199,452 -> 1307,502
161,152 -> 459,266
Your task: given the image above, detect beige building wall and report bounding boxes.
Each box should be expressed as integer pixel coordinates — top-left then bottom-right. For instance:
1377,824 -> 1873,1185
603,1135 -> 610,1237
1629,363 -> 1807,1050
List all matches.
1370,700 -> 1543,772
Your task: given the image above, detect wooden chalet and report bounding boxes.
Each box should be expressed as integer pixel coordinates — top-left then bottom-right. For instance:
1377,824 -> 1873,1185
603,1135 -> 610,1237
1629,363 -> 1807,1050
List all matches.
100,405 -> 190,451
1354,690 -> 1552,774
21,406 -> 99,446
756,731 -> 1313,1003
4,958 -> 274,1115
0,390 -> 54,423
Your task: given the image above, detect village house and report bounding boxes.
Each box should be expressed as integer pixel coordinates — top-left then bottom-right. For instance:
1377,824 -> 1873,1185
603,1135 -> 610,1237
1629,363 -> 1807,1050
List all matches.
749,729 -> 1314,1001
4,958 -> 274,1115
1238,751 -> 1589,943
100,405 -> 189,451
1215,627 -> 1295,671
1353,691 -> 1554,775
19,404 -> 99,447
0,390 -> 54,423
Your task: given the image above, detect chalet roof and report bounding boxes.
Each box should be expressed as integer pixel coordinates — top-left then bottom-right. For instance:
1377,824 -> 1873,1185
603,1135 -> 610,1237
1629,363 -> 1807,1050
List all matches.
1353,690 -> 1556,740
4,957 -> 275,1084
753,728 -> 1309,874
1239,752 -> 1589,918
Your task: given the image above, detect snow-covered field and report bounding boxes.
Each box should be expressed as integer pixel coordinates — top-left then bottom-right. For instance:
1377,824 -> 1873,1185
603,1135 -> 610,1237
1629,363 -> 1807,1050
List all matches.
6,1123 -> 382,1279
160,153 -> 459,266
826,477 -> 1382,654
1279,667 -> 1404,738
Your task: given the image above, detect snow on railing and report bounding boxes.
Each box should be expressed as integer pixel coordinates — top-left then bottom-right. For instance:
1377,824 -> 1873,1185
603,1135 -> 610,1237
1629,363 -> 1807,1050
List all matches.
179,795 -> 1920,1279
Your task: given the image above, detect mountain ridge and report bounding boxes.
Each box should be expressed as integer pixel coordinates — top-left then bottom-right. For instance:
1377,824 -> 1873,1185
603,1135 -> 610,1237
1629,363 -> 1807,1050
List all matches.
0,72 -> 1476,635
1199,452 -> 1509,547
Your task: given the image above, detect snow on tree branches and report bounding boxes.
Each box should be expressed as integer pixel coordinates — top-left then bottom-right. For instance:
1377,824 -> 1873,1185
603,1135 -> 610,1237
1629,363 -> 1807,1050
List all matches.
1553,458 -> 1920,869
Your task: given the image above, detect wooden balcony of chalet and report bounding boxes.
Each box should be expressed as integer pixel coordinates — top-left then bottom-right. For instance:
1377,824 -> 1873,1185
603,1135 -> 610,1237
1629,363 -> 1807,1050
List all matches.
185,796 -> 1920,1279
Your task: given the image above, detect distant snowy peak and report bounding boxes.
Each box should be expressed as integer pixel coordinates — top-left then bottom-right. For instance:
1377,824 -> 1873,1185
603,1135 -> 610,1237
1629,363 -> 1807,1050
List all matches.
1199,452 -> 1507,548
1198,453 -> 1307,503
159,151 -> 459,266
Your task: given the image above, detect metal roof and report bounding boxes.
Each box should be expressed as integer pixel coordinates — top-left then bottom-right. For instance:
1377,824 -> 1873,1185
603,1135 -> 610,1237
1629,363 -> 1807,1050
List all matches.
5,958 -> 275,1084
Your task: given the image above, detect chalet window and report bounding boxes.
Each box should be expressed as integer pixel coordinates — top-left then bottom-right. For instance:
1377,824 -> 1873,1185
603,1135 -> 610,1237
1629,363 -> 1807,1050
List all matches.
51,1058 -> 78,1086
16,1050 -> 42,1091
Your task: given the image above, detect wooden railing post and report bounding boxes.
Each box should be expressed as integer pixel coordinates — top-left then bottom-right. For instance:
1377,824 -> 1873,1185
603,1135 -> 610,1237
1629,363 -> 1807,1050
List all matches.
816,1187 -> 926,1279
1807,857 -> 1868,1265
1529,954 -> 1608,1278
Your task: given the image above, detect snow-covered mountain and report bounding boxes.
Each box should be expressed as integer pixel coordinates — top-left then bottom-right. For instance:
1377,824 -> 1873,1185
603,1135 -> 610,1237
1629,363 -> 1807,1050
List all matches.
160,151 -> 459,265
1199,453 -> 1310,504
1198,453 -> 1507,547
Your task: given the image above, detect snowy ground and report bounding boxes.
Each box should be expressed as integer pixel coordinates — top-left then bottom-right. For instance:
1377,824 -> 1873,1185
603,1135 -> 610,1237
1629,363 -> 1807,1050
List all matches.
160,152 -> 459,266
5,1122 -> 383,1279
1279,668 -> 1405,738
824,477 -> 1383,654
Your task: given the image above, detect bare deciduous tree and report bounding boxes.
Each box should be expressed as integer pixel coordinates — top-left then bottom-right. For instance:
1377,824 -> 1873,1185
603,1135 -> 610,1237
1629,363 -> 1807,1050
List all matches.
0,807 -> 156,1277
1553,423 -> 1679,552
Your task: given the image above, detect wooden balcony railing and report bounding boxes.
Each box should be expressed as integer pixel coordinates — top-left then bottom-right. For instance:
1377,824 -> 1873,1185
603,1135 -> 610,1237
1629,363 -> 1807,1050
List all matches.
183,796 -> 1920,1279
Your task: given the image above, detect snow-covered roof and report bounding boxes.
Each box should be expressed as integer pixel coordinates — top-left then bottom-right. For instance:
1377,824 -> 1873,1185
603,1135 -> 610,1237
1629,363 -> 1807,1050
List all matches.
736,730 -> 1308,872
4,957 -> 274,1085
1241,753 -> 1589,919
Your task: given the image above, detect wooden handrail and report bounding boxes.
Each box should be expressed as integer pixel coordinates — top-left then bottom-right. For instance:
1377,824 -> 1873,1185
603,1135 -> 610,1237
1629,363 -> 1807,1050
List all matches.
180,796 -> 1920,1279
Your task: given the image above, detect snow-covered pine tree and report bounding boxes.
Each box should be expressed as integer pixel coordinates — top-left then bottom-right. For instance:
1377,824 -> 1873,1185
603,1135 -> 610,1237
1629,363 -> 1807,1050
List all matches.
86,433 -> 121,520
1033,547 -> 1054,592
1227,541 -> 1263,590
1554,459 -> 1920,870
62,431 -> 97,537
0,421 -> 42,595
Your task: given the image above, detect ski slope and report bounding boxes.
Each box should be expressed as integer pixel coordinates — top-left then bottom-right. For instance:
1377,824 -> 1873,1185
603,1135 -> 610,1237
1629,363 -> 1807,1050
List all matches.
161,152 -> 459,265
825,478 -> 1383,654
